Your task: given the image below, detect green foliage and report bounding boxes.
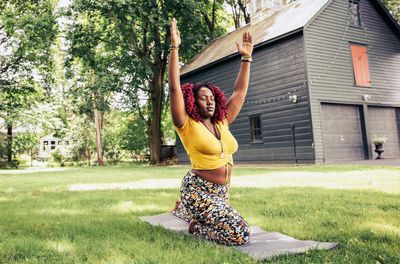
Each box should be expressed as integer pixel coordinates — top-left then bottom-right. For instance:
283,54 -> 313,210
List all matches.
12,132 -> 39,156
119,113 -> 149,158
102,110 -> 150,161
17,102 -> 66,137
51,149 -> 65,167
382,0 -> 400,23
66,1 -> 123,114
67,117 -> 96,164
0,133 -> 7,159
102,111 -> 125,164
0,0 -> 58,114
0,159 -> 19,168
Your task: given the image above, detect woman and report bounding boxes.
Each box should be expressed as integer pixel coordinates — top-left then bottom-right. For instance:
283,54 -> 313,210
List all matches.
168,18 -> 253,246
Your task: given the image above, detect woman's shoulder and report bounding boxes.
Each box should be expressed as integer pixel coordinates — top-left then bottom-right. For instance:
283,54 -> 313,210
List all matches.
175,116 -> 198,132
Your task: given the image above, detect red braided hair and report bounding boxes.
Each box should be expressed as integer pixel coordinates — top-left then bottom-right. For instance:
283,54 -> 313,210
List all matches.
181,82 -> 227,123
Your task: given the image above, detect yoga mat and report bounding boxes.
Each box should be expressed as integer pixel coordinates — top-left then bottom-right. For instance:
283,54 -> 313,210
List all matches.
139,213 -> 338,261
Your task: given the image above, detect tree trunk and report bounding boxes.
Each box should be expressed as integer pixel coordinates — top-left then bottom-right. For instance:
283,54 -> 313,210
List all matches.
148,0 -> 166,165
94,107 -> 104,166
7,123 -> 12,162
91,71 -> 104,167
149,73 -> 163,164
85,147 -> 91,166
30,149 -> 33,167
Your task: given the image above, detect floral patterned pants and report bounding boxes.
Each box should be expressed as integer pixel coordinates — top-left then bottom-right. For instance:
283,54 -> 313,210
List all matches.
172,171 -> 250,246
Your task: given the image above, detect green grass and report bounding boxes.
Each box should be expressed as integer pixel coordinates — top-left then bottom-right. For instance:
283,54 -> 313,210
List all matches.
0,165 -> 399,263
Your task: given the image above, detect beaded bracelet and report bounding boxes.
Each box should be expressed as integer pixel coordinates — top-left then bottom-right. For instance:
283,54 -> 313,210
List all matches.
170,45 -> 179,51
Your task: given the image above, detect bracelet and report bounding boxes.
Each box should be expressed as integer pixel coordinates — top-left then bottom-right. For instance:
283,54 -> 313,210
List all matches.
170,44 -> 179,49
241,56 -> 252,62
170,47 -> 179,51
241,58 -> 252,62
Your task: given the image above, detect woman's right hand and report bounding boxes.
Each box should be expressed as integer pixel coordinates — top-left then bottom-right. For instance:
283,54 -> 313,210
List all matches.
168,17 -> 186,128
171,17 -> 181,48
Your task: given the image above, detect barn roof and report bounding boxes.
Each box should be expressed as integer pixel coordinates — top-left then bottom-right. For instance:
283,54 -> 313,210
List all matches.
181,0 -> 331,75
180,0 -> 400,76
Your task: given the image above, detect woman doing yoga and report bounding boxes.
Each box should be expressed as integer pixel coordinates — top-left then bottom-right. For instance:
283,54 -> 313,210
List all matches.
168,18 -> 253,246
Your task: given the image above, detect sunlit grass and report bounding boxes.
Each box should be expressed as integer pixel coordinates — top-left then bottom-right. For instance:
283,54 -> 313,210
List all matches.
0,165 -> 399,263
47,240 -> 75,254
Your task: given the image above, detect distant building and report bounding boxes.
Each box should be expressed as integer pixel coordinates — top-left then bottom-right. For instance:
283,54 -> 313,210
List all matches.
38,135 -> 73,159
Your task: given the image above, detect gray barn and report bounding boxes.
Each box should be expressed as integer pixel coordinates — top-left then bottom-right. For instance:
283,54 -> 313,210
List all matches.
177,0 -> 400,164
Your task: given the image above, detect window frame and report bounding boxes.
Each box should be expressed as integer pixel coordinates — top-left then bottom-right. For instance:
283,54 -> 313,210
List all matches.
249,114 -> 263,143
349,43 -> 372,88
349,0 -> 362,28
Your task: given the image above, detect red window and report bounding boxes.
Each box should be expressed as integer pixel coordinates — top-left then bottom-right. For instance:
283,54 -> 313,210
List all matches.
351,45 -> 371,87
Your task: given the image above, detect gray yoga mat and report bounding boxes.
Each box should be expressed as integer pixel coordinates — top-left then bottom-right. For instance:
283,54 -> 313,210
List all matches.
139,213 -> 338,261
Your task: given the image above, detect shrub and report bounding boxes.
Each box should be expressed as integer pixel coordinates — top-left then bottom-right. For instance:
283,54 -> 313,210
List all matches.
51,149 -> 65,167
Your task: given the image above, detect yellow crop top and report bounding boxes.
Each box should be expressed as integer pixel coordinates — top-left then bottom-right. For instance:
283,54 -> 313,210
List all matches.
175,116 -> 238,170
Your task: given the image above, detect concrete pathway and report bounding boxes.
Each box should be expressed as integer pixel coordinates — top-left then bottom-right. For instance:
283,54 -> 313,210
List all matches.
328,158 -> 400,166
0,168 -> 67,174
69,169 -> 400,194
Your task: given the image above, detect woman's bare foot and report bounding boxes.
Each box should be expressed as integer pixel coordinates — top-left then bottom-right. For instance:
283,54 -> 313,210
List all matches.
188,219 -> 197,234
172,199 -> 180,211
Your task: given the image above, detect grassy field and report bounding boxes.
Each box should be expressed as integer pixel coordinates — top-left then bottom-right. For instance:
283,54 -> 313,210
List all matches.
0,164 -> 399,263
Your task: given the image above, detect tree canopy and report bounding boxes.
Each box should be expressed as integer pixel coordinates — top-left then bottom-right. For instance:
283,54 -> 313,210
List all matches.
0,0 -> 58,162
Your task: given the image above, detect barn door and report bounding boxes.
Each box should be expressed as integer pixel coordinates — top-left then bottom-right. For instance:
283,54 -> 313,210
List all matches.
321,104 -> 366,162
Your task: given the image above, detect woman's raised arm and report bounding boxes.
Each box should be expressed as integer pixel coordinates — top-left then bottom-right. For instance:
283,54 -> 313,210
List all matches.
168,18 -> 187,128
226,32 -> 253,125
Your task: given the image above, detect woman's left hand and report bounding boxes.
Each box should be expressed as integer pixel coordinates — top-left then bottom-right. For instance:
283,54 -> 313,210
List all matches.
236,31 -> 253,57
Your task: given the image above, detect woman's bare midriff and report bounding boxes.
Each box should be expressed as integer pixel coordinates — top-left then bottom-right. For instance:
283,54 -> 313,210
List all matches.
191,164 -> 232,185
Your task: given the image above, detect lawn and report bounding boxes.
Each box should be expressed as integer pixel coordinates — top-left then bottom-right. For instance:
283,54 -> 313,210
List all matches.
0,164 -> 399,263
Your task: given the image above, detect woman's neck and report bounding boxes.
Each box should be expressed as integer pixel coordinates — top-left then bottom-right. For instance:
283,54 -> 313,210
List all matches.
200,118 -> 212,125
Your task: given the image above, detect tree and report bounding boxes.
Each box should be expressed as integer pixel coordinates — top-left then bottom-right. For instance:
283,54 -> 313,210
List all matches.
225,0 -> 251,29
72,0 -> 227,164
0,0 -> 57,162
12,132 -> 39,166
382,0 -> 400,23
118,111 -> 150,160
68,116 -> 96,165
66,5 -> 123,166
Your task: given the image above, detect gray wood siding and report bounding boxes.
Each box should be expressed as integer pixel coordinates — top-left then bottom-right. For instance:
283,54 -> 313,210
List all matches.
177,33 -> 314,164
304,0 -> 400,163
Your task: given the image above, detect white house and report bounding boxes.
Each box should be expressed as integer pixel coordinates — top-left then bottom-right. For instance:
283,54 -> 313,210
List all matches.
38,135 -> 74,159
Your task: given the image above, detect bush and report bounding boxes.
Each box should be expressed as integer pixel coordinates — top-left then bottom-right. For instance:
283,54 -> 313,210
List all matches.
105,148 -> 122,165
51,149 -> 65,167
0,159 -> 20,169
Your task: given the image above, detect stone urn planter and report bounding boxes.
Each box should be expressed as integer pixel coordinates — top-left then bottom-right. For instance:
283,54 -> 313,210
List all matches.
371,135 -> 387,160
